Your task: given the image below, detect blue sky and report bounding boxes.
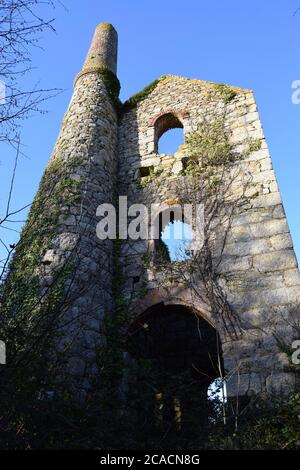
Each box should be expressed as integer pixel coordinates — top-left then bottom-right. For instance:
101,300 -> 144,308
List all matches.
0,0 -> 300,263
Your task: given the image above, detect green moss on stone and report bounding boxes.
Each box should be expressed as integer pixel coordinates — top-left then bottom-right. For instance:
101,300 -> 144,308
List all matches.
246,138 -> 262,155
98,22 -> 114,29
0,154 -> 83,367
122,75 -> 170,112
75,66 -> 121,109
96,66 -> 121,107
213,83 -> 237,104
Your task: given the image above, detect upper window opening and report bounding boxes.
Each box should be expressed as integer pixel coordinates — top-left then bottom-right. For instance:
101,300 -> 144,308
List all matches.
154,113 -> 184,154
158,128 -> 184,155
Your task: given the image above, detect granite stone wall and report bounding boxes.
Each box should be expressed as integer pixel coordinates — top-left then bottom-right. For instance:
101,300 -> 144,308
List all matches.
118,75 -> 300,397
29,24 -> 120,394
47,72 -> 118,392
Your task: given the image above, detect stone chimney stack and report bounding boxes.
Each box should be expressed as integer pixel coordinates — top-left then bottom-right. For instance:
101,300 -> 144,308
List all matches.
1,23 -> 120,398
83,23 -> 118,75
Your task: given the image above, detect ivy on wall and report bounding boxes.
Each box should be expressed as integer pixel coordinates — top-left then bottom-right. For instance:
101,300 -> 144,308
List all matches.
0,153 -> 83,391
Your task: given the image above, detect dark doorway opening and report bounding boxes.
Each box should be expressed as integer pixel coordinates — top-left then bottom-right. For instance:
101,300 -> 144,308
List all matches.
127,303 -> 224,433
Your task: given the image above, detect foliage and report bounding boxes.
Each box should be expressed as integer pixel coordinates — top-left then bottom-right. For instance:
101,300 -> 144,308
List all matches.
207,393 -> 300,450
213,83 -> 238,104
138,164 -> 168,188
0,154 -> 82,394
1,382 -> 299,450
98,239 -> 127,383
178,118 -> 237,182
246,138 -> 262,155
97,67 -> 121,108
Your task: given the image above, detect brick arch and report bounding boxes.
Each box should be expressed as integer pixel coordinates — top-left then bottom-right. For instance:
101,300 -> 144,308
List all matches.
130,286 -> 217,332
127,288 -> 226,393
154,113 -> 183,142
148,109 -> 190,128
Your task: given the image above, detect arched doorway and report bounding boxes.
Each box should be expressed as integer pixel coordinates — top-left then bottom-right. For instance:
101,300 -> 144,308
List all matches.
126,303 -> 225,432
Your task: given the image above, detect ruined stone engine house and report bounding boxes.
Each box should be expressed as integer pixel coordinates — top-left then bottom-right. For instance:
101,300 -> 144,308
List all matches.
4,23 -> 300,403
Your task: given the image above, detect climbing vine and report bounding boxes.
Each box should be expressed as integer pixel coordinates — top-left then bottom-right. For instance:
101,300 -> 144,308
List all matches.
138,114 -> 249,338
98,238 -> 128,386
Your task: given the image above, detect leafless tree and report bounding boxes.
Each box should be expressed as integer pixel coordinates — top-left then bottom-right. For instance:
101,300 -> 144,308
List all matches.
0,0 -> 63,146
0,1 -> 63,278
